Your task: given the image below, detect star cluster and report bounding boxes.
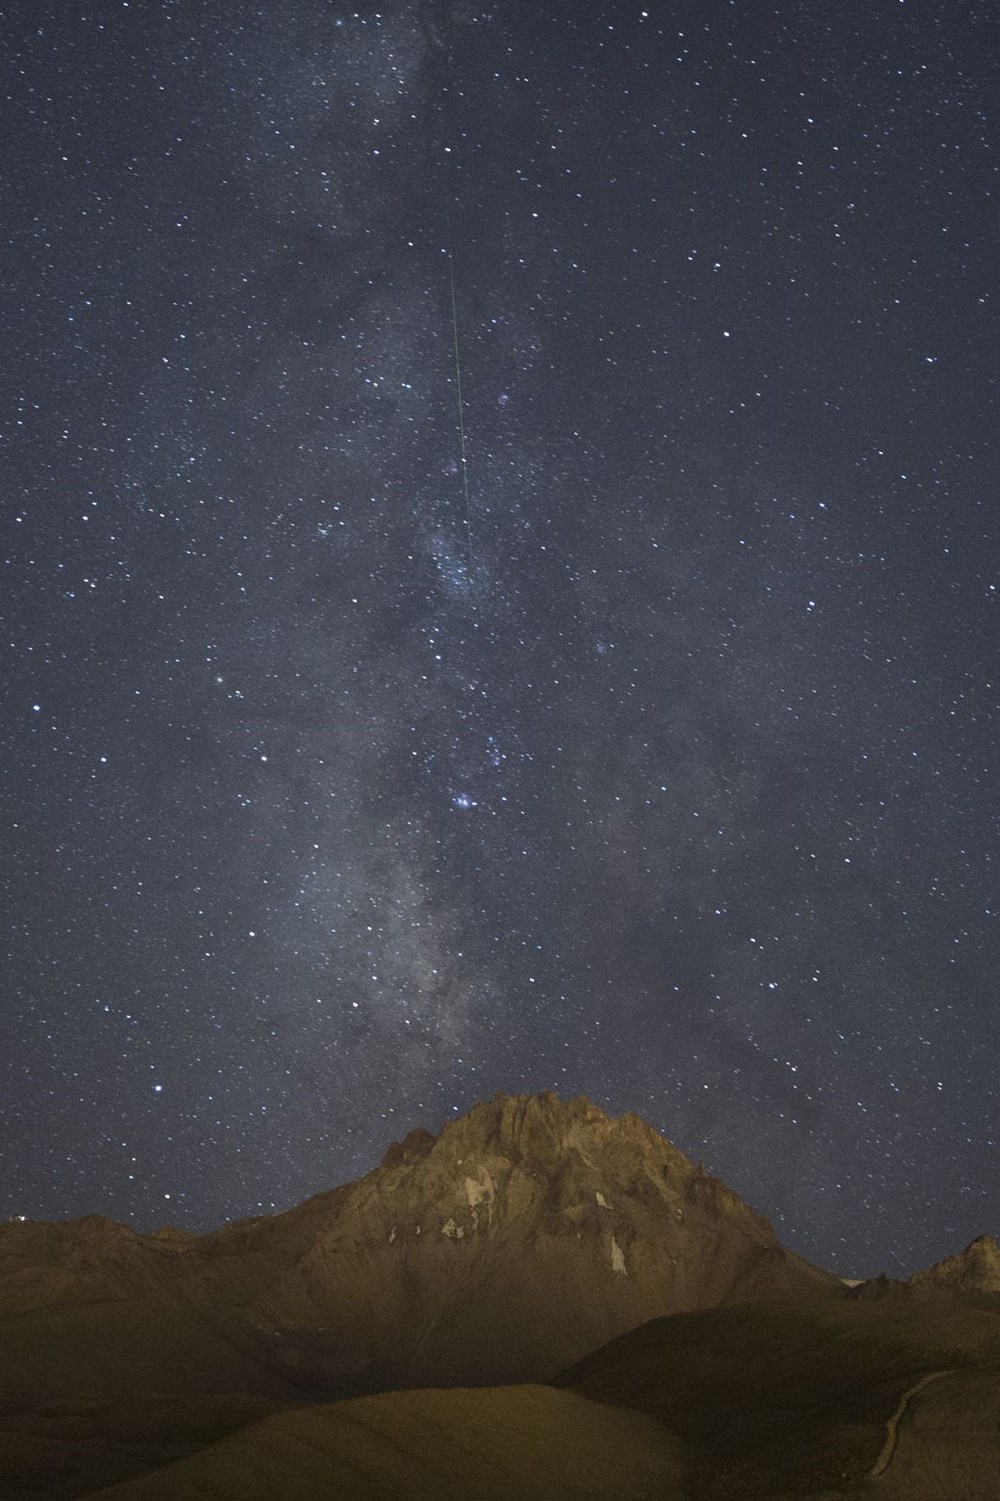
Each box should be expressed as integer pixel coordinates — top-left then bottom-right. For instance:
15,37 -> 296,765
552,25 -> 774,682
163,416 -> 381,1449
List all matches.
2,1 -> 997,1275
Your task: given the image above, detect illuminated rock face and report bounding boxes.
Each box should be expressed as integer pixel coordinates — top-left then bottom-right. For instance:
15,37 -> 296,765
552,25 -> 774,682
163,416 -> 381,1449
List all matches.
208,1089 -> 839,1390
0,1093 -> 838,1403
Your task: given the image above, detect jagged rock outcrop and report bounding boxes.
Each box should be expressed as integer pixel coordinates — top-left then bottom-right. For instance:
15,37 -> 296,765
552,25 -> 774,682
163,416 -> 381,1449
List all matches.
844,1236 -> 1000,1307
910,1234 -> 1000,1295
0,1092 -> 837,1403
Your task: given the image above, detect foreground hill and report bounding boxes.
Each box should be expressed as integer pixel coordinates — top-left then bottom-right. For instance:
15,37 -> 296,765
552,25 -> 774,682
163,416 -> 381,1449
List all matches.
76,1388 -> 685,1501
558,1287 -> 1000,1499
13,1283 -> 998,1500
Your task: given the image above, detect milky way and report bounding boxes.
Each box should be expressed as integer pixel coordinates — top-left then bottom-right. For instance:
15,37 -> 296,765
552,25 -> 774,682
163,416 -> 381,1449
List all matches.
2,1 -> 997,1274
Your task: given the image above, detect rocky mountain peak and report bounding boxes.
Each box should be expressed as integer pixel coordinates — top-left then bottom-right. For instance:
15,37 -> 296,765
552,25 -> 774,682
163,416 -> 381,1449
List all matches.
379,1127 -> 436,1170
447,1090 -> 668,1157
305,1090 -> 828,1386
383,1091 -> 694,1182
912,1233 -> 1000,1293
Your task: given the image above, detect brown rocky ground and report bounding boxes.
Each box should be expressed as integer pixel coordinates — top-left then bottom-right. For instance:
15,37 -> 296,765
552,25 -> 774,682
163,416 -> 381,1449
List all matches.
1,1093 -> 996,1498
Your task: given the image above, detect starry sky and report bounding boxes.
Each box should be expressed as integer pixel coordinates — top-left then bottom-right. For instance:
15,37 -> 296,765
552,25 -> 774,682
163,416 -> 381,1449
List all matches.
2,0 -> 997,1277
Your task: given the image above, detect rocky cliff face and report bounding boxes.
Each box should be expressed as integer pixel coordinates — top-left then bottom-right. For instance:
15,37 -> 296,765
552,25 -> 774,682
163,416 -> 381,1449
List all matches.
0,1093 -> 835,1403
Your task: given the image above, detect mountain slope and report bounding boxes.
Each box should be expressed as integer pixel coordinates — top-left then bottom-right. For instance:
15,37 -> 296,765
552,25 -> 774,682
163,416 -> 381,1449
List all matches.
557,1293 -> 1000,1499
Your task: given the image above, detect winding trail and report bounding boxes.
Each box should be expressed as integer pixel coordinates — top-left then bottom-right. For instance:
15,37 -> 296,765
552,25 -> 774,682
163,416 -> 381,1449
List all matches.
870,1370 -> 951,1478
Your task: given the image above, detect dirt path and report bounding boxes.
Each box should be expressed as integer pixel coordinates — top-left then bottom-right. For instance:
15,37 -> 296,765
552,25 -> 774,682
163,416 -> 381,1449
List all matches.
870,1370 -> 951,1478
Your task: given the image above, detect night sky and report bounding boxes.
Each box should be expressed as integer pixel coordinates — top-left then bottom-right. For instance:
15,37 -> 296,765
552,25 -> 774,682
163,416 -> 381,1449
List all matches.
3,1 -> 997,1277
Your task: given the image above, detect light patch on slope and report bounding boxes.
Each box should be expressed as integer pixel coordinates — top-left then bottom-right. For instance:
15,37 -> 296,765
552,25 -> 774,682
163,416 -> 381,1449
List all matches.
611,1237 -> 627,1275
464,1170 -> 495,1209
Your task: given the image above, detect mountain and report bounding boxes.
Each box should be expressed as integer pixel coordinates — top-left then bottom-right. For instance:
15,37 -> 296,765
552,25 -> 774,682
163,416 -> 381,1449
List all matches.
909,1233 -> 1000,1297
837,1233 -> 1000,1317
0,1091 -> 835,1411
229,1089 -> 836,1388
1,1092 -> 995,1500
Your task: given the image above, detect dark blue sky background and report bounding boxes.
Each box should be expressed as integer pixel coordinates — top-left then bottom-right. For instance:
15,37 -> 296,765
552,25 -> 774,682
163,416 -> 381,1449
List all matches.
2,0 -> 997,1275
